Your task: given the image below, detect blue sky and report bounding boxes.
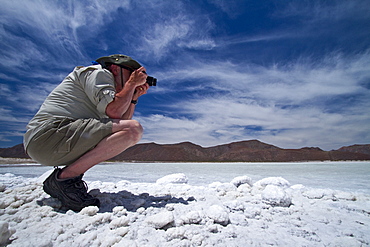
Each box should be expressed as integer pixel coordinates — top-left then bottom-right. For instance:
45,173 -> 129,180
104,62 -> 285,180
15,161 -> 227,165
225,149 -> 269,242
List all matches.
0,0 -> 369,150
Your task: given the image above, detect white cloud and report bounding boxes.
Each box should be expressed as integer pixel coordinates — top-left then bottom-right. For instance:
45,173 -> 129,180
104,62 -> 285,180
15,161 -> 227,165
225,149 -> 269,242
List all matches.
161,51 -> 370,104
140,18 -> 216,59
0,0 -> 131,69
15,83 -> 57,112
137,51 -> 370,150
142,19 -> 192,58
1,79 -> 59,112
125,2 -> 216,60
178,39 -> 216,50
138,96 -> 370,150
0,107 -> 20,122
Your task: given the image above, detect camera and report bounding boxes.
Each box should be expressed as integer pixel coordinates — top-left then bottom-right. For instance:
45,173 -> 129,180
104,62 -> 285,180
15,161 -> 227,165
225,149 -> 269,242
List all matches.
146,76 -> 157,86
142,71 -> 157,86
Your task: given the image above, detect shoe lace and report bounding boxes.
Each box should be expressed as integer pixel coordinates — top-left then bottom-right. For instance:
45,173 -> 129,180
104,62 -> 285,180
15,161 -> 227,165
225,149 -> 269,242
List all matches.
64,178 -> 91,199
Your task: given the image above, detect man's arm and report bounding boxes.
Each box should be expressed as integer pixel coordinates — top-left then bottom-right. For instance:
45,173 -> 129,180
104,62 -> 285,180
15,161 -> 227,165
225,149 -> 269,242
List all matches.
120,83 -> 149,120
106,67 -> 147,119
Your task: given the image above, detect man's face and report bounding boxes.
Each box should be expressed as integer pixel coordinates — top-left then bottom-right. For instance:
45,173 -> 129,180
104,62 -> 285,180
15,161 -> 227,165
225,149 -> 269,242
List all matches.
121,64 -> 136,80
113,64 -> 134,91
120,66 -> 132,82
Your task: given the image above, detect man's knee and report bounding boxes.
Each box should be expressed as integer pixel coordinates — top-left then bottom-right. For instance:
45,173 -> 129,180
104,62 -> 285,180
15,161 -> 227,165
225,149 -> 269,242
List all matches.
118,120 -> 143,143
113,119 -> 143,142
128,120 -> 143,142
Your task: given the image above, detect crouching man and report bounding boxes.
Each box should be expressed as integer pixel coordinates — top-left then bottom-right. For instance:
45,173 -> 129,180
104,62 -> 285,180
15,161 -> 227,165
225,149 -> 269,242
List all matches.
24,54 -> 151,211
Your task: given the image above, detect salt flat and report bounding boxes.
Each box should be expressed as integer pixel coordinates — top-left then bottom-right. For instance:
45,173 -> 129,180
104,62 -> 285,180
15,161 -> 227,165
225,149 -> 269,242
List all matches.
0,166 -> 369,246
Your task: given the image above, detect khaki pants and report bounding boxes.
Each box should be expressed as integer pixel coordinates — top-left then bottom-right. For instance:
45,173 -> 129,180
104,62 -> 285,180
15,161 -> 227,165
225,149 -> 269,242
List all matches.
27,118 -> 113,166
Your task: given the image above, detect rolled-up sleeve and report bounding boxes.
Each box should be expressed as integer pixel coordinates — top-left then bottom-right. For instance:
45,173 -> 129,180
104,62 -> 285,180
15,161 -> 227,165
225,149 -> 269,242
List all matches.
96,88 -> 115,115
83,68 -> 116,116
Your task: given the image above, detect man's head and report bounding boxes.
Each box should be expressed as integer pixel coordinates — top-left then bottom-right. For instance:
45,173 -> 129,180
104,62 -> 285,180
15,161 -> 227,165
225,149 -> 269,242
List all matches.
95,54 -> 141,71
95,54 -> 157,87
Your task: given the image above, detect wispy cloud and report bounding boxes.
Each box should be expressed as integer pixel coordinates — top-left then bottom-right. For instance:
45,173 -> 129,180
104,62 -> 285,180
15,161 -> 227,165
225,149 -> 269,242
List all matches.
0,0 -> 131,70
141,18 -> 193,58
136,14 -> 215,60
138,51 -> 370,150
275,0 -> 370,21
101,1 -> 218,61
161,51 -> 370,103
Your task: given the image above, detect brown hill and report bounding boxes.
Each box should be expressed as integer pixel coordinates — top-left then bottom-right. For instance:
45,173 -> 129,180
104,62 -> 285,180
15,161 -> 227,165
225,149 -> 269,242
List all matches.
111,140 -> 370,162
337,144 -> 370,155
1,140 -> 370,162
0,144 -> 29,159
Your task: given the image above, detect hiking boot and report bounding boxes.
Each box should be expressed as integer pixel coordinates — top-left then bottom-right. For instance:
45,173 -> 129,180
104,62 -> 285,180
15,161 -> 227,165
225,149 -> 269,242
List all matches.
43,168 -> 100,211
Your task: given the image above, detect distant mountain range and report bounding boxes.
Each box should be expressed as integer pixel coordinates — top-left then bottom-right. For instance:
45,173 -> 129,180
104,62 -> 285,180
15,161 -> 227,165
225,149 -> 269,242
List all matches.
1,140 -> 370,162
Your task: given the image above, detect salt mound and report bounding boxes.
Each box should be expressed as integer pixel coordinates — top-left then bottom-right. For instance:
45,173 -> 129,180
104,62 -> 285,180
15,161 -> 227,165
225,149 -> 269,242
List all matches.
253,177 -> 290,189
146,211 -> 174,229
79,206 -> 99,216
262,185 -> 292,207
206,205 -> 229,226
0,221 -> 15,246
230,176 -> 252,187
156,173 -> 188,184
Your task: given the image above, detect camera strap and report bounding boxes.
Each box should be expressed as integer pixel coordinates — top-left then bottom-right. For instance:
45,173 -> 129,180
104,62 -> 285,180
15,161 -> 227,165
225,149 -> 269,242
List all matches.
120,67 -> 124,89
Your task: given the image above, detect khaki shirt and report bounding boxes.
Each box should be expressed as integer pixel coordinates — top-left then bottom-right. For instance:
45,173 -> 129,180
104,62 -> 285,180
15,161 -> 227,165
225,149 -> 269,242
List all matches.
24,65 -> 115,149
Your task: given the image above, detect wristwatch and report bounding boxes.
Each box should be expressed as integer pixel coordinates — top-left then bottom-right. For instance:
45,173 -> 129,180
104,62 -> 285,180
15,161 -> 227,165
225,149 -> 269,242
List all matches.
131,100 -> 138,105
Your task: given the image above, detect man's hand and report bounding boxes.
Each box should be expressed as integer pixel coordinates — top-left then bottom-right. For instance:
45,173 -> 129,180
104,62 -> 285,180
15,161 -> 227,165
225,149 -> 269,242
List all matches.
133,83 -> 149,100
127,67 -> 147,87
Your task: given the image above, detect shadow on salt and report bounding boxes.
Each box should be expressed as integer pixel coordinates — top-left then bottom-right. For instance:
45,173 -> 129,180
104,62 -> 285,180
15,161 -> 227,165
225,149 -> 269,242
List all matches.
36,172 -> 195,213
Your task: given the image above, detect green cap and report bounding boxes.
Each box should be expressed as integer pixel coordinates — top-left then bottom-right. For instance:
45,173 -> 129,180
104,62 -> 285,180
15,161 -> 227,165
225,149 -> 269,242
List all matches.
95,54 -> 141,70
